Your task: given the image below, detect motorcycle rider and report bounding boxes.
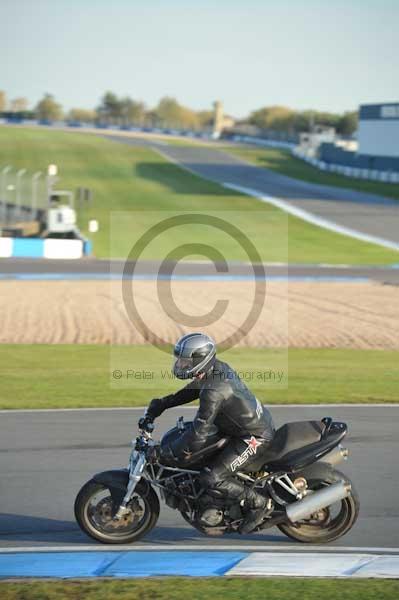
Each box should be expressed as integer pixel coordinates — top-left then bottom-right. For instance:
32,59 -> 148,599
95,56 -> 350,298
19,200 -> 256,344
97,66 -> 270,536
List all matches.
139,332 -> 275,534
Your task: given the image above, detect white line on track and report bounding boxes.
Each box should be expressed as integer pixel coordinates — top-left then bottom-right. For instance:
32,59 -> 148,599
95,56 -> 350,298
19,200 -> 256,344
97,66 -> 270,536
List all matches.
1,404 -> 399,414
224,183 -> 399,251
106,259 -> 399,269
1,545 -> 399,554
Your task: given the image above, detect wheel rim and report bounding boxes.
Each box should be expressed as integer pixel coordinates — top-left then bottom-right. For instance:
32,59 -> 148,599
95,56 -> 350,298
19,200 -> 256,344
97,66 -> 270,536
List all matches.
291,497 -> 352,536
84,485 -> 151,539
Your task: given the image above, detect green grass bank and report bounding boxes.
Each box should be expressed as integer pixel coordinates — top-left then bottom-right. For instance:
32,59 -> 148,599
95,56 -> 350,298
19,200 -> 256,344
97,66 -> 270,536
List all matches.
1,345 -> 397,409
1,577 -> 398,600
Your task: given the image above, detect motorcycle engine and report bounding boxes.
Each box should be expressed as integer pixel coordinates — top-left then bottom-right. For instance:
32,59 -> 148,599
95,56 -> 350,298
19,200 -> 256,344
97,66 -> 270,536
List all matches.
196,493 -> 227,529
198,507 -> 224,527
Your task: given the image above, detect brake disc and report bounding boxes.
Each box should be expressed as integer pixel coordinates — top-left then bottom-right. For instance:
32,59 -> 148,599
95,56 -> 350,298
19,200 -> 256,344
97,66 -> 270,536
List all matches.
94,497 -> 143,529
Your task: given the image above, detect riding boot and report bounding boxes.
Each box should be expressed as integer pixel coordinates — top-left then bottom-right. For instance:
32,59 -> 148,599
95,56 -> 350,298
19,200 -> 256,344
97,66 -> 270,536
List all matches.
203,475 -> 268,534
238,487 -> 268,534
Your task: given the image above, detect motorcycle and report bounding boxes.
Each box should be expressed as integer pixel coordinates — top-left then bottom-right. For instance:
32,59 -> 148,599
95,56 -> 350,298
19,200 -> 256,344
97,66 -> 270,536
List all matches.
74,415 -> 359,544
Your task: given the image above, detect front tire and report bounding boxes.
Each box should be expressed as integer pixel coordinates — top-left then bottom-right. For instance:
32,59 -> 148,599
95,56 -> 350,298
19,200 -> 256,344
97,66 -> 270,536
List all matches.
277,469 -> 359,544
74,479 -> 160,544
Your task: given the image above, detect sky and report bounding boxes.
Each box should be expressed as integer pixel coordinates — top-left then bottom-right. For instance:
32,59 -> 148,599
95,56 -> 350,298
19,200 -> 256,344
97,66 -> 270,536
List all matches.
1,0 -> 398,118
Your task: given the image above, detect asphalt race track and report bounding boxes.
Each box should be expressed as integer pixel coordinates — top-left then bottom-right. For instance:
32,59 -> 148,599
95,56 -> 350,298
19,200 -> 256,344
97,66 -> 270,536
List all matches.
1,406 -> 398,550
105,134 -> 399,247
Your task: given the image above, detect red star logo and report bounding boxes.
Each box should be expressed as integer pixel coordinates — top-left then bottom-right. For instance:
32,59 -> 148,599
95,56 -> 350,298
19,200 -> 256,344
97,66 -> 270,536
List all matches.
244,436 -> 262,454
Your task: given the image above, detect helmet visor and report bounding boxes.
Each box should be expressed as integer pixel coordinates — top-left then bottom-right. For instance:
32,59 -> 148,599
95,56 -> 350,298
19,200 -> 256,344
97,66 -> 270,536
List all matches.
173,356 -> 194,379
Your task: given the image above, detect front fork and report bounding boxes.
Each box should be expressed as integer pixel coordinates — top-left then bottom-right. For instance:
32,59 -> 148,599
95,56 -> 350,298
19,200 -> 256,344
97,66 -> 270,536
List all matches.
113,451 -> 147,520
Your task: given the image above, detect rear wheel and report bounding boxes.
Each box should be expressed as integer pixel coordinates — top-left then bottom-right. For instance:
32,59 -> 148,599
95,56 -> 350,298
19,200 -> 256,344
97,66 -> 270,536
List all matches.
74,479 -> 160,544
277,469 -> 359,544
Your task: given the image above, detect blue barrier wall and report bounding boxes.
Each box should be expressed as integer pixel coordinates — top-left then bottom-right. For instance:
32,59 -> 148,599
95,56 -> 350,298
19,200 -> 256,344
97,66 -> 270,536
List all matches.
13,238 -> 45,258
319,142 -> 399,172
0,237 -> 91,259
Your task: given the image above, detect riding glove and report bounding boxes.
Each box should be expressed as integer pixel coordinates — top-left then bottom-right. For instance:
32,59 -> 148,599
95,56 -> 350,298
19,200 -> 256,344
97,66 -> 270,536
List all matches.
146,397 -> 165,420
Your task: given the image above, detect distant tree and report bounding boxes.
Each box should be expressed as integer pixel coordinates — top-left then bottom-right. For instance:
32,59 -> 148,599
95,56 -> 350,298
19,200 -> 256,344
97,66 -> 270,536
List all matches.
155,97 -> 182,128
247,105 -> 354,135
337,111 -> 358,136
248,106 -> 268,129
0,90 -> 7,112
179,106 -> 200,130
10,97 -> 28,113
67,108 -> 97,122
292,111 -> 312,132
144,109 -> 159,127
120,97 -> 146,125
242,106 -> 357,135
249,105 -> 296,132
154,97 -> 200,130
35,93 -> 63,120
268,106 -> 296,132
97,91 -> 123,124
313,111 -> 340,129
197,110 -> 214,129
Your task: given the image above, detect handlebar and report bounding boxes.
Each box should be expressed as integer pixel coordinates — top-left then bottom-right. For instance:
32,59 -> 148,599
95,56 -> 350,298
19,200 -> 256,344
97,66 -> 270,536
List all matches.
138,416 -> 155,433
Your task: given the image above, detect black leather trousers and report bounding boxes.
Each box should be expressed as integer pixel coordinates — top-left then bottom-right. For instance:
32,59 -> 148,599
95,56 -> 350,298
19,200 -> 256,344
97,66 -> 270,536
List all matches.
199,436 -> 270,507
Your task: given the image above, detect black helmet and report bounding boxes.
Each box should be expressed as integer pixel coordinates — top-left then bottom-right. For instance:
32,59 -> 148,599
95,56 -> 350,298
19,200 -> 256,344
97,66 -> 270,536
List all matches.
173,333 -> 216,379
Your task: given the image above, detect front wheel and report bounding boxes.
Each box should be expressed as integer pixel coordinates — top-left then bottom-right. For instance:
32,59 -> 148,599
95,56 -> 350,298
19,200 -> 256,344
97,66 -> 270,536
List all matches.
277,469 -> 359,544
74,479 -> 160,544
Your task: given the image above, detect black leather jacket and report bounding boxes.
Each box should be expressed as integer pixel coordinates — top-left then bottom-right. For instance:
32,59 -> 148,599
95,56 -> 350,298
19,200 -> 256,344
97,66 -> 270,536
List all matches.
159,359 -> 275,445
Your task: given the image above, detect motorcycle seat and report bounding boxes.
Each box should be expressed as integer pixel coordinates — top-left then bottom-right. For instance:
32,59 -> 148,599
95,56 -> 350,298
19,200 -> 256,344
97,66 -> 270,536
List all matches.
241,420 -> 324,472
267,420 -> 324,459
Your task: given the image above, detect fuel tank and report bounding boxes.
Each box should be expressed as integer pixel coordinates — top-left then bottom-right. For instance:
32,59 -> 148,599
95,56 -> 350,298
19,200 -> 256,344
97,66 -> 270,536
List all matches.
160,421 -> 230,468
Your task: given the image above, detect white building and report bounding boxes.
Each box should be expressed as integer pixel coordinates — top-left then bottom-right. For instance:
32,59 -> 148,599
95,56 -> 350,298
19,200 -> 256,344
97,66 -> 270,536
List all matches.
358,103 -> 399,157
298,125 -> 336,157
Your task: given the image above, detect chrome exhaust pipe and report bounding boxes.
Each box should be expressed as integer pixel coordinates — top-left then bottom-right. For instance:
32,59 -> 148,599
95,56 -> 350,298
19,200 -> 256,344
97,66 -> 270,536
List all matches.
321,444 -> 348,466
286,481 -> 351,523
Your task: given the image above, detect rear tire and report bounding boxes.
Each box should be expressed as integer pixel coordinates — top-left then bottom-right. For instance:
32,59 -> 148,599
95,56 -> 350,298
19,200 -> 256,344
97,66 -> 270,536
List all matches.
74,479 -> 160,544
277,469 -> 359,544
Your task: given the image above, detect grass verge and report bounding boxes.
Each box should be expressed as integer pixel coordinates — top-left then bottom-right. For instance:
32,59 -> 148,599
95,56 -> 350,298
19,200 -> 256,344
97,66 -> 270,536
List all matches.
1,578 -> 399,600
1,345 -> 398,409
0,126 -> 398,264
223,144 -> 399,202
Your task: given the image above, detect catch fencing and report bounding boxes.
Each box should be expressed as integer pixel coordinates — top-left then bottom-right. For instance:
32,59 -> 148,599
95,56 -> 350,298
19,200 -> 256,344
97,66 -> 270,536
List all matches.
0,165 -> 47,230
